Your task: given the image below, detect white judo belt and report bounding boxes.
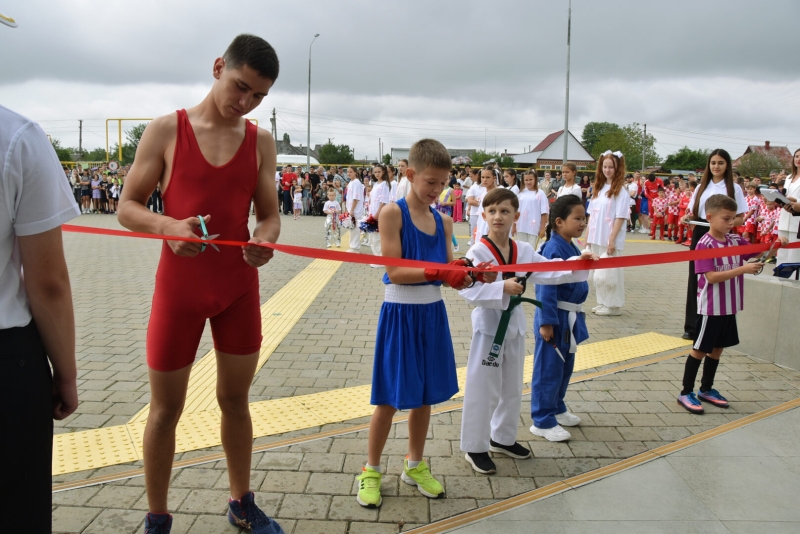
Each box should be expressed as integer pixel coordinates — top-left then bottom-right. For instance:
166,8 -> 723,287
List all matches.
556,301 -> 583,354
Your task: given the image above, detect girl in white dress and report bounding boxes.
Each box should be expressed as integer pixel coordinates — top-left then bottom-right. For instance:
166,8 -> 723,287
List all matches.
503,169 -> 520,196
557,162 -> 583,199
777,148 -> 800,265
516,169 -> 549,247
586,150 -> 630,316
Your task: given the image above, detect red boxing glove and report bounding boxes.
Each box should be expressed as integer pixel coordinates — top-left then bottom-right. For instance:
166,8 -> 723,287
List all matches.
424,259 -> 471,288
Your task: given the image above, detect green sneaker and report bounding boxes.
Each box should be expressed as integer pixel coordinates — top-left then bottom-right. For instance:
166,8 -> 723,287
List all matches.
356,467 -> 382,508
401,458 -> 444,498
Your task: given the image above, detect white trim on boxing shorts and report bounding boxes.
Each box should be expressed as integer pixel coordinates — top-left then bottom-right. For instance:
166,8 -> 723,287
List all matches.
693,314 -> 709,351
384,284 -> 442,305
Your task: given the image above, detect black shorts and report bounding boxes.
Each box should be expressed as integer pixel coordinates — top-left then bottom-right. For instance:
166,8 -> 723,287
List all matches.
81,189 -> 91,197
693,314 -> 739,354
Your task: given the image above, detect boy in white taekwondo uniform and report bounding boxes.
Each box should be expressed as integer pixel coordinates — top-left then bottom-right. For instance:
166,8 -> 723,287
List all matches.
458,188 -> 592,474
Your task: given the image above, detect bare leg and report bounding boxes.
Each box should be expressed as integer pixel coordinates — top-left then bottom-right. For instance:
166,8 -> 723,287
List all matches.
367,405 -> 397,467
407,405 -> 431,461
144,365 -> 192,513
216,350 -> 260,500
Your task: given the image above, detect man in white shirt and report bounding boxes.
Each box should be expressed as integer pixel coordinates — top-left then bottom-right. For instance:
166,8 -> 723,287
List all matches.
0,105 -> 80,531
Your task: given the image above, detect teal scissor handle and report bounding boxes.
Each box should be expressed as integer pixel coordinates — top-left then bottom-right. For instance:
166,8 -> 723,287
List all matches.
197,215 -> 209,252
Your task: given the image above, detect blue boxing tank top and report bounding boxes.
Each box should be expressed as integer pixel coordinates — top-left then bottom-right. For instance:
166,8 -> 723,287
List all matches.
382,198 -> 447,286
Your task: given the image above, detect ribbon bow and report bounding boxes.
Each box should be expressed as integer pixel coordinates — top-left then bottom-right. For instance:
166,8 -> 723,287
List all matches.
601,150 -> 624,159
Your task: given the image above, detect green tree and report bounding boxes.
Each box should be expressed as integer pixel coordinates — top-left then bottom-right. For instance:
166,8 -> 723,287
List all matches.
663,146 -> 709,171
581,122 -> 620,155
125,123 -> 147,150
592,122 -> 659,171
734,151 -> 786,177
469,150 -> 515,168
49,137 -> 73,162
282,132 -> 291,143
317,143 -> 354,164
382,154 -> 392,165
84,147 -> 108,162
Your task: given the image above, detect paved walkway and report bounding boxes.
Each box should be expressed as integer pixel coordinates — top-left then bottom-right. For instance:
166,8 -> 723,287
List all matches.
449,406 -> 800,534
50,213 -> 800,533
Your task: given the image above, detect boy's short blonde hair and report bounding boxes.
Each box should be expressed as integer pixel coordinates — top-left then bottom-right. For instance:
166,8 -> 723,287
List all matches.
408,139 -> 451,172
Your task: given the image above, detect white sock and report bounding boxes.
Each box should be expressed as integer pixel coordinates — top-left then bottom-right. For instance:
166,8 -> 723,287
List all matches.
365,463 -> 381,473
407,459 -> 420,469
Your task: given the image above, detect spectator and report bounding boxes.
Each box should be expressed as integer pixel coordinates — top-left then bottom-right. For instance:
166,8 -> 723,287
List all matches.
1,104 -> 80,533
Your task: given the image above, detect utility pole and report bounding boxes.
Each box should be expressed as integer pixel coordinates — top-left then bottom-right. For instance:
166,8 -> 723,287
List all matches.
484,128 -> 487,151
307,33 -> 319,172
270,108 -> 277,152
562,0 -> 572,165
378,138 -> 381,163
641,123 -> 647,171
78,120 -> 83,160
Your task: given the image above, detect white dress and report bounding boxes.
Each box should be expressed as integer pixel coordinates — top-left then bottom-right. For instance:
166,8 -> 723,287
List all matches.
517,189 -> 550,242
777,175 -> 800,264
586,184 -> 630,308
557,183 -> 582,199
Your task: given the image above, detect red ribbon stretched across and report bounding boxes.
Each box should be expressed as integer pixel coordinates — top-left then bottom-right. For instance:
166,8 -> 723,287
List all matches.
62,224 -> 800,273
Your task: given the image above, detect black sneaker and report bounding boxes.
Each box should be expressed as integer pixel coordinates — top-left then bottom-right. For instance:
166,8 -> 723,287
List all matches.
489,439 -> 532,459
143,513 -> 172,534
465,452 -> 496,474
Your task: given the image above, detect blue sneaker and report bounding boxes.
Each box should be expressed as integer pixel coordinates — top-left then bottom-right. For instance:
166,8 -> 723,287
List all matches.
698,389 -> 729,408
143,513 -> 172,534
677,392 -> 704,414
228,492 -> 284,534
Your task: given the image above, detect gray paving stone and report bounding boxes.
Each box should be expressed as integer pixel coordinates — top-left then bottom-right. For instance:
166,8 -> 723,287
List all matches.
177,489 -> 230,514
85,485 -> 145,508
377,496 -> 429,524
305,473 -> 354,495
52,506 -> 102,533
293,519 -> 348,534
278,494 -> 331,520
83,508 -> 143,534
261,470 -> 310,494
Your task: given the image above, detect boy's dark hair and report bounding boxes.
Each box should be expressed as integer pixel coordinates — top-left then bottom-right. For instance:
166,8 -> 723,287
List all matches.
223,34 -> 280,81
545,194 -> 584,242
705,194 -> 738,214
658,186 -> 665,192
482,187 -> 519,210
689,181 -> 698,190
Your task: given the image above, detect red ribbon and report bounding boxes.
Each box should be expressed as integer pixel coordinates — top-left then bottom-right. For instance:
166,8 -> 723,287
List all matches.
62,224 -> 800,273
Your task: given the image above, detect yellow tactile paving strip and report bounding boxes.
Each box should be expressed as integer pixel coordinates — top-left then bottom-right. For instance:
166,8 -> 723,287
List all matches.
54,257 -> 343,474
54,328 -> 689,474
54,349 -> 692,493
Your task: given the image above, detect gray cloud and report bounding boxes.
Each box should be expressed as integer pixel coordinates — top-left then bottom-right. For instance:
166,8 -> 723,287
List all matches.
2,0 -> 798,159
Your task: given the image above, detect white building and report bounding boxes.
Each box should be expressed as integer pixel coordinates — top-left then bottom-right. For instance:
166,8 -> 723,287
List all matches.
513,130 -> 594,170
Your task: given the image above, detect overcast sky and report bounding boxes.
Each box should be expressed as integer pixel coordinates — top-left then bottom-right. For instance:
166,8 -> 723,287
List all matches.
2,0 -> 798,161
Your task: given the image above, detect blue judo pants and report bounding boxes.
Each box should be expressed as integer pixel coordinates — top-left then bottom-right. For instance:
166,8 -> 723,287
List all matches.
530,334 -> 575,429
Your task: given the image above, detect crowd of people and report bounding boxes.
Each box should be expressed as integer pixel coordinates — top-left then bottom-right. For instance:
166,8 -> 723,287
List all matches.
63,163 -> 164,215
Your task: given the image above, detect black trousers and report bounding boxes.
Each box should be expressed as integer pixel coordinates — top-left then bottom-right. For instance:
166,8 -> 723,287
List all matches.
683,222 -> 710,336
0,321 -> 53,533
282,190 -> 292,214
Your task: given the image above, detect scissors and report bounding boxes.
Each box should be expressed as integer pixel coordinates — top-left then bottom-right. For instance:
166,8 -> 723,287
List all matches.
196,215 -> 219,252
748,239 -> 779,275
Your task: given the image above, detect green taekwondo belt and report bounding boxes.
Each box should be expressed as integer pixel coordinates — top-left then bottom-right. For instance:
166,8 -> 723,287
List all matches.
488,294 -> 542,360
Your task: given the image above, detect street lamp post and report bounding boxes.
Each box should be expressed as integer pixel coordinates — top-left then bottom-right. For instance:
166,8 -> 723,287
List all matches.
307,33 -> 319,173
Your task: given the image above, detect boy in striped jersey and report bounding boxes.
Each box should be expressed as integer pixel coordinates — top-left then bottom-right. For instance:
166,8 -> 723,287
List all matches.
678,194 -> 781,414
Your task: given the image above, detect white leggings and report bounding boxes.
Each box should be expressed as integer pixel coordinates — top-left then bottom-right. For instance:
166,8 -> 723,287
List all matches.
590,243 -> 625,308
369,232 -> 382,257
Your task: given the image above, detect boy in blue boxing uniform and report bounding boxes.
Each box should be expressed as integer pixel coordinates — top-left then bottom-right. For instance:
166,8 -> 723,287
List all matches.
356,139 -> 475,508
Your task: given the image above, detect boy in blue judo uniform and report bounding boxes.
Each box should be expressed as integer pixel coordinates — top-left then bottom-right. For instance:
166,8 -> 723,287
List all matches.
531,195 -> 592,442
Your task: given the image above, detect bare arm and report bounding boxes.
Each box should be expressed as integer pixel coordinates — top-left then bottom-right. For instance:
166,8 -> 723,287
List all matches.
705,262 -> 763,284
117,115 -> 209,257
244,129 -> 281,268
18,227 -> 78,420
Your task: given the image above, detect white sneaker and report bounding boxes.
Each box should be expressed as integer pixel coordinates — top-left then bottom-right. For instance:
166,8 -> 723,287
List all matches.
530,424 -> 572,442
370,264 -> 383,268
555,411 -> 581,427
638,228 -> 648,234
453,245 -> 459,253
595,306 -> 621,316
591,305 -> 603,313
326,243 -> 332,248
